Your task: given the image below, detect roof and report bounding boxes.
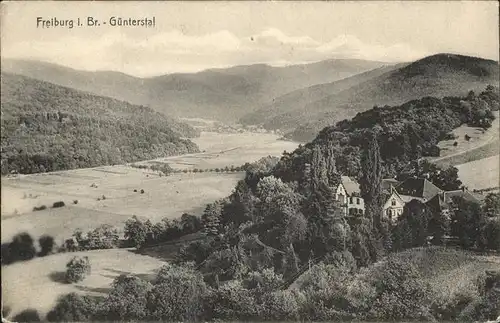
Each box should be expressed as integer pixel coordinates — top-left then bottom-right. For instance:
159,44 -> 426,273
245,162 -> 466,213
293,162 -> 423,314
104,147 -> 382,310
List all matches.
425,188 -> 481,210
396,177 -> 442,201
443,189 -> 481,205
341,176 -> 361,196
381,178 -> 401,194
399,194 -> 426,203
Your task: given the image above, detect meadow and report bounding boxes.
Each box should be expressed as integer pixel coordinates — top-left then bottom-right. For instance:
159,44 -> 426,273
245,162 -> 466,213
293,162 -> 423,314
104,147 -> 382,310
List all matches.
1,132 -> 299,243
456,155 -> 500,191
2,248 -> 167,320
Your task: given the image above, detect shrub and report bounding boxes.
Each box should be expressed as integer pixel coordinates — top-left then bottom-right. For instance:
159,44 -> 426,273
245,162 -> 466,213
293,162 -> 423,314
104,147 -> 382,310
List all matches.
47,293 -> 100,322
33,205 -> 47,211
38,235 -> 55,257
140,189 -> 145,194
124,216 -> 153,249
65,256 -> 91,283
260,290 -> 300,320
453,141 -> 458,146
210,279 -> 259,320
86,224 -> 119,250
133,189 -> 137,192
465,134 -> 471,141
52,201 -> 65,208
73,200 -> 78,205
12,309 -> 41,322
5,232 -> 37,264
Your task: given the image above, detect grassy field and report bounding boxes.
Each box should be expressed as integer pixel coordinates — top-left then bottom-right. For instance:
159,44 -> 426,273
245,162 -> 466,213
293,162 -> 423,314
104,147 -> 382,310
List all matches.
456,155 -> 499,191
1,168 -> 243,243
2,248 -> 167,320
394,247 -> 500,301
429,111 -> 499,168
1,132 -> 298,244
140,132 -> 299,170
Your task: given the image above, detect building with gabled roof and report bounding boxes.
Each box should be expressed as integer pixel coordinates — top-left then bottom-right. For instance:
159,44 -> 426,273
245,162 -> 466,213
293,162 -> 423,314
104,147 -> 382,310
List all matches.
395,177 -> 443,201
426,188 -> 481,215
334,176 -> 364,216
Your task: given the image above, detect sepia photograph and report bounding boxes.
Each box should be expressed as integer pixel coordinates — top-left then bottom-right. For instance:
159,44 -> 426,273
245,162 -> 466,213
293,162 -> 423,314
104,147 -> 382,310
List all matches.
1,1 -> 499,322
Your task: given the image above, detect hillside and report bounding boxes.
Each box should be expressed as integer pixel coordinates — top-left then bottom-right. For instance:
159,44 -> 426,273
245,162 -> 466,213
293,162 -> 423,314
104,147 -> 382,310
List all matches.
240,63 -> 404,127
240,54 -> 499,142
1,248 -> 167,320
0,73 -> 200,174
1,58 -> 386,122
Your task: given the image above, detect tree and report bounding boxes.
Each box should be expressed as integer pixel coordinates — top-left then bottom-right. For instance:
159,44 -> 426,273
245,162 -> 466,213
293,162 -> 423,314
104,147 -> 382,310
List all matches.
47,293 -> 100,322
478,217 -> 500,251
450,197 -> 484,249
86,224 -> 119,249
427,210 -> 449,245
147,264 -> 208,321
124,216 -> 152,248
38,235 -> 55,256
8,232 -> 37,263
391,200 -> 432,250
360,130 -> 383,231
65,256 -> 91,283
100,275 -> 152,321
201,200 -> 224,237
483,193 -> 500,218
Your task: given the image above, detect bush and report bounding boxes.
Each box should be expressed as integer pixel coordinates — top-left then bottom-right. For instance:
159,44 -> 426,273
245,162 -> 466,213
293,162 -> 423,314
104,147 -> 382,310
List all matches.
52,201 -> 65,208
12,309 -> 41,322
260,290 -> 300,320
86,224 -> 119,250
4,232 -> 37,264
33,205 -> 47,211
465,134 -> 471,141
47,293 -> 100,322
210,280 -> 259,320
73,200 -> 78,205
140,189 -> 145,194
453,141 -> 458,146
38,235 -> 55,257
65,256 -> 91,283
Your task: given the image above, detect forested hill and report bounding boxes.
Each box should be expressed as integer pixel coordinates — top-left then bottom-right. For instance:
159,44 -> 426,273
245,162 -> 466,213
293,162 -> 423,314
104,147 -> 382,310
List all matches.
244,53 -> 499,142
0,72 -> 200,175
276,85 -> 499,183
2,58 -> 386,122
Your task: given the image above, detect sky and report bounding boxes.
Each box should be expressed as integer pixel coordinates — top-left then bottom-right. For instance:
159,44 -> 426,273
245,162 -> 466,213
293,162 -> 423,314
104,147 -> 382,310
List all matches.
1,1 -> 498,77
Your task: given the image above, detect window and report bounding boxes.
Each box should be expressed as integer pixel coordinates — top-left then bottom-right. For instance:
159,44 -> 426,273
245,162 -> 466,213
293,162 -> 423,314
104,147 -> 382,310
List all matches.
356,198 -> 360,205
391,199 -> 396,206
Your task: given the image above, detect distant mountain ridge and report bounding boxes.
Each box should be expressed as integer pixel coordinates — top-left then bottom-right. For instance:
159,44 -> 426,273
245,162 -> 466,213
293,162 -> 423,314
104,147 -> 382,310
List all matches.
1,58 -> 386,122
240,53 -> 499,141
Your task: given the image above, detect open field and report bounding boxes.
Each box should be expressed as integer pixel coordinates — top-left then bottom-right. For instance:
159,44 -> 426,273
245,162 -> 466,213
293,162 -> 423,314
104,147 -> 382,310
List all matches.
456,155 -> 500,191
1,132 -> 298,244
139,132 -> 299,170
1,168 -> 243,243
2,248 -> 167,320
429,111 -> 499,167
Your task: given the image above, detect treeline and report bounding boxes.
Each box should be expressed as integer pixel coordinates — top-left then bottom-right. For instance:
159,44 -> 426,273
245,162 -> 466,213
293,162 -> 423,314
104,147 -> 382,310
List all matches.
45,248 -> 500,322
0,72 -> 200,175
289,85 -> 499,178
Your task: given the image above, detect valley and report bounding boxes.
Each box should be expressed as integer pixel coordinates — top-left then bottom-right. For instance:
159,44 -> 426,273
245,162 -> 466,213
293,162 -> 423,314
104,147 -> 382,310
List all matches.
1,131 -> 300,244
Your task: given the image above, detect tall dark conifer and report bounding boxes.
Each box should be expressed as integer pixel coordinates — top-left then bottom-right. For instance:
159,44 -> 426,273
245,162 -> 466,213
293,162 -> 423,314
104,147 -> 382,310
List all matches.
360,130 -> 383,231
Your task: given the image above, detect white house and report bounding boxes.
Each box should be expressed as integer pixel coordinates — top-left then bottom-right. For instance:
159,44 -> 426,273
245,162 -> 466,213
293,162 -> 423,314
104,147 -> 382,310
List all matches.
335,176 -> 365,216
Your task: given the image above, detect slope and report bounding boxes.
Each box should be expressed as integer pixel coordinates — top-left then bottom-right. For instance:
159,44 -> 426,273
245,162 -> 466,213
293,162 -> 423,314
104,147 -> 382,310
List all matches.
0,72 -> 200,174
249,54 -> 498,141
2,58 -> 386,122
